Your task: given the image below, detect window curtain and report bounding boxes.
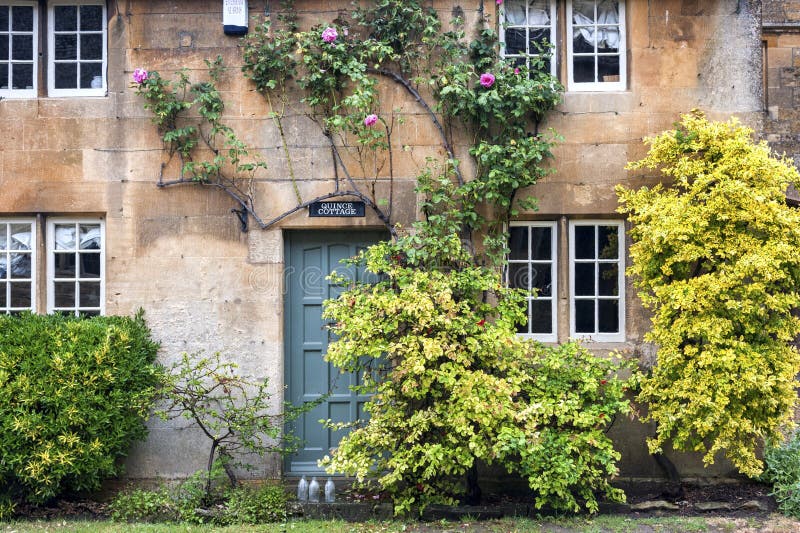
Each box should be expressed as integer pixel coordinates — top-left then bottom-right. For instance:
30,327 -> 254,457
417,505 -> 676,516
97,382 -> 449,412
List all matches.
573,0 -> 620,50
506,0 -> 551,26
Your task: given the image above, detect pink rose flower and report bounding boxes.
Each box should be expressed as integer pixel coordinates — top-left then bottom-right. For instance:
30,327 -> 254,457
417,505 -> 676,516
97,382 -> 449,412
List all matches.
496,0 -> 503,4
514,67 -> 520,75
132,68 -> 148,84
364,114 -> 378,127
479,73 -> 495,88
321,27 -> 338,44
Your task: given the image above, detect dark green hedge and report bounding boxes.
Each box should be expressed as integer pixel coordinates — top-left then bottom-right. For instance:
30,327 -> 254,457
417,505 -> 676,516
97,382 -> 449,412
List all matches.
0,311 -> 161,503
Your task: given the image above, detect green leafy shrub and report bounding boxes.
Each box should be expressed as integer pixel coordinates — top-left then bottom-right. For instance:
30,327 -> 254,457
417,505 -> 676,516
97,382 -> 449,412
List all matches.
322,238 -> 630,514
0,311 -> 161,504
109,487 -> 174,523
221,484 -> 288,524
763,432 -> 800,518
110,471 -> 288,524
618,112 -> 800,477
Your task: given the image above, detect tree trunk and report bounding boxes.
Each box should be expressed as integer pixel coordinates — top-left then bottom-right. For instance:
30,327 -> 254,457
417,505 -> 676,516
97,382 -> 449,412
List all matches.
464,462 -> 482,505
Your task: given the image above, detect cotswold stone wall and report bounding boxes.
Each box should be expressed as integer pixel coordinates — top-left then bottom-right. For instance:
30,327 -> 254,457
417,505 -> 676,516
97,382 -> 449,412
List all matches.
0,0 -> 765,482
763,1 -> 800,205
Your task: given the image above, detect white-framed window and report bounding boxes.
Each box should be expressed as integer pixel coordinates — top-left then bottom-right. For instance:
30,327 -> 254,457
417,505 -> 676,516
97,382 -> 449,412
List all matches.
0,219 -> 35,313
47,218 -> 104,316
566,0 -> 626,91
0,1 -> 38,98
569,220 -> 624,342
48,0 -> 106,96
508,222 -> 558,341
500,0 -> 557,76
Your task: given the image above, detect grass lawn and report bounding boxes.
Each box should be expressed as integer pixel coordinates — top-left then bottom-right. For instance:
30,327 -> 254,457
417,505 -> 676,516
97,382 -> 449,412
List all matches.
3,515 -> 800,533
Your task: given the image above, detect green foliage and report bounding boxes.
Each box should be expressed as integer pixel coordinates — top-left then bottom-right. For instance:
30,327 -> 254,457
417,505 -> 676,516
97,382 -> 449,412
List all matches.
763,431 -> 800,518
109,486 -> 175,523
322,239 -> 629,514
110,467 -> 288,525
0,312 -> 161,504
110,461 -> 228,524
157,352 -> 310,497
134,58 -> 266,182
220,484 -> 288,524
618,111 -> 800,477
0,495 -> 15,521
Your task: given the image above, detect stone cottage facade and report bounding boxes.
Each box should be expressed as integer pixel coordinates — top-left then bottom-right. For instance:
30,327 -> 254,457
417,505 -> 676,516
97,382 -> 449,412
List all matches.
0,0 -> 776,482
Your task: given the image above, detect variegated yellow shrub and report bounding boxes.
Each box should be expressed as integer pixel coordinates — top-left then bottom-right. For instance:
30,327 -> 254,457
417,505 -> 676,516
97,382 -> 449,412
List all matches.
618,111 -> 800,477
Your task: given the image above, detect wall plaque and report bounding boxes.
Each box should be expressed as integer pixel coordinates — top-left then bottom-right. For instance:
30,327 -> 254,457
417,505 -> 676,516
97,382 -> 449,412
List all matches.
309,201 -> 366,217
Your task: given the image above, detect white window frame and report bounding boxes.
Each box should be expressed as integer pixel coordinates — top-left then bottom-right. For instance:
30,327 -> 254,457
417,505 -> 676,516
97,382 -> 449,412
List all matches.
0,218 -> 36,313
0,1 -> 38,99
569,220 -> 625,342
47,0 -> 106,97
508,221 -> 558,342
46,217 -> 105,315
500,0 -> 558,77
566,0 -> 626,92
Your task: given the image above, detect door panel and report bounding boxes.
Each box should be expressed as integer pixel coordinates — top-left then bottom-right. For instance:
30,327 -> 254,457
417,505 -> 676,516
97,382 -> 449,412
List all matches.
284,230 -> 385,474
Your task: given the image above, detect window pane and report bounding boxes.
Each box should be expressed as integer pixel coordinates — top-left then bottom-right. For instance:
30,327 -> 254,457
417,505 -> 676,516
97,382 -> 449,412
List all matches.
0,63 -> 6,89
531,227 -> 551,260
9,281 -> 30,307
54,6 -> 77,31
598,225 -> 619,259
509,226 -> 528,260
10,224 -> 31,250
79,282 -> 100,307
55,62 -> 77,88
575,300 -> 595,333
0,257 -> 6,279
0,35 -> 8,60
79,225 -> 101,249
598,263 -> 618,296
573,0 -> 595,22
598,299 -> 619,333
11,62 -> 32,89
531,263 -> 552,297
598,28 -> 620,52
529,27 -> 550,54
530,299 -> 552,334
505,28 -> 526,55
54,252 -> 76,277
598,55 -> 620,81
80,5 -> 103,31
0,7 -> 8,31
0,281 -> 5,307
79,253 -> 100,278
574,262 -> 594,296
529,0 -> 551,25
55,225 -> 76,249
573,54 -> 595,82
54,281 -> 75,307
80,62 -> 102,88
12,34 -> 32,60
574,226 -> 595,259
11,5 -> 33,32
505,0 -> 527,26
9,253 -> 30,278
80,33 -> 101,60
508,263 -> 530,290
55,34 -> 77,60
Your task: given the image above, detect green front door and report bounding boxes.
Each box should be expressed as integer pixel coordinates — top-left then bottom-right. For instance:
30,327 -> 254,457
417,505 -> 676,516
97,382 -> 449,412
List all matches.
284,230 -> 385,474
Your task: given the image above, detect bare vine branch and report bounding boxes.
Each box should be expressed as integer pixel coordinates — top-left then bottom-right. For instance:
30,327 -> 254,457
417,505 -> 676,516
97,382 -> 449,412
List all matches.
367,67 -> 463,186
